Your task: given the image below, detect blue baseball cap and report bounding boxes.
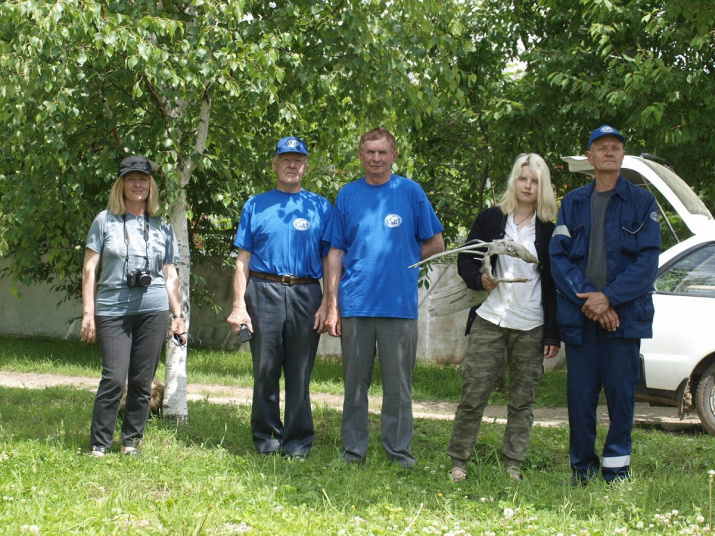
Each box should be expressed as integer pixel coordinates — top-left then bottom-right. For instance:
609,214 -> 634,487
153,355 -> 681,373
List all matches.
275,136 -> 308,156
588,125 -> 625,149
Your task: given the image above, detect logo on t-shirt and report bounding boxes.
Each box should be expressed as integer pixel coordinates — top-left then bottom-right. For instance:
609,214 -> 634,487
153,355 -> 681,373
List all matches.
293,218 -> 311,231
384,214 -> 403,228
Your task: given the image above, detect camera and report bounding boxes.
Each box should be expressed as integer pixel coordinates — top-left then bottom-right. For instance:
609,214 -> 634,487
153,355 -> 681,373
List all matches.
127,268 -> 152,288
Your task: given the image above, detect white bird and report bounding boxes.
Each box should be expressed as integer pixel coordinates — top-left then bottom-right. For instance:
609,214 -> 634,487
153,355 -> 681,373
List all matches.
409,239 -> 539,317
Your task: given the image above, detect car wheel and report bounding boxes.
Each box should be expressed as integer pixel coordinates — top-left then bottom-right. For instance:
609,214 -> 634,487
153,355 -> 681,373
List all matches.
695,362 -> 715,436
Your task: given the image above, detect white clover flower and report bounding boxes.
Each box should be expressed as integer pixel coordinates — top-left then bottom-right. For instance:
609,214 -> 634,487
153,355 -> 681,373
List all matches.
697,515 -> 705,523
503,507 -> 515,519
672,509 -> 679,516
29,526 -> 40,535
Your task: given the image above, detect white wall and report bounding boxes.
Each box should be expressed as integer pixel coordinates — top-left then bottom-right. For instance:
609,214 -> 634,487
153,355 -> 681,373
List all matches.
0,261 -> 469,363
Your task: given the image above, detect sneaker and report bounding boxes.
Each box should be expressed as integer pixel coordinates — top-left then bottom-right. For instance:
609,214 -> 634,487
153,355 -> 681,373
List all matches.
90,446 -> 107,458
506,467 -> 523,483
121,446 -> 141,456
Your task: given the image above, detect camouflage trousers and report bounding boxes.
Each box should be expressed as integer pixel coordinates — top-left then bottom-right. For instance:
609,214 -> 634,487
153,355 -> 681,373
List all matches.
447,315 -> 545,469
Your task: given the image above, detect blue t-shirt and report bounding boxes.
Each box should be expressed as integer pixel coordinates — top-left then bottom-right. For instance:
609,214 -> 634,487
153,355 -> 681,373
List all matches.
86,210 -> 181,316
329,175 -> 443,319
233,189 -> 333,279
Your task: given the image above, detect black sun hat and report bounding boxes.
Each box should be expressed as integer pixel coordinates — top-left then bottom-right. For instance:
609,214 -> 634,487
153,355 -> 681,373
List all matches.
119,156 -> 153,177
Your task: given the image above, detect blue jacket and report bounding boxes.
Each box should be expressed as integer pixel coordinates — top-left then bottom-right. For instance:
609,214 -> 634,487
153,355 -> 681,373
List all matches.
549,177 -> 661,345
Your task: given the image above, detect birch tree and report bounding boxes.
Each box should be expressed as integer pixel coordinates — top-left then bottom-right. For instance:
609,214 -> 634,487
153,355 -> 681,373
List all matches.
0,0 -> 471,420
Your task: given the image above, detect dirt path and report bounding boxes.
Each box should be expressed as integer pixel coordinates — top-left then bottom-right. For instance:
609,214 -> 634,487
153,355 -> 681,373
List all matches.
0,371 -> 703,431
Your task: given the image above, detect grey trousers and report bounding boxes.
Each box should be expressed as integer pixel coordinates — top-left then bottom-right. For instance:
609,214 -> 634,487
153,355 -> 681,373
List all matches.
90,311 -> 169,449
340,317 -> 418,468
447,315 -> 544,469
245,278 -> 322,456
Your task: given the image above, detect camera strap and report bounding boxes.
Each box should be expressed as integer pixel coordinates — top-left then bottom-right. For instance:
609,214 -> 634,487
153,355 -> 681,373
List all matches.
123,213 -> 151,274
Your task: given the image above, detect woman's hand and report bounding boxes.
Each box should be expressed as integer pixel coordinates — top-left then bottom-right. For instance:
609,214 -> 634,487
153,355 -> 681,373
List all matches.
544,345 -> 560,359
169,316 -> 186,345
80,249 -> 100,344
79,313 -> 96,344
481,273 -> 498,292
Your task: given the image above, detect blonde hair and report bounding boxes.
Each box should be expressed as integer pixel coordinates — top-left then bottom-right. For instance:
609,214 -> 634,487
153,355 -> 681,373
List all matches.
107,174 -> 160,216
498,153 -> 558,222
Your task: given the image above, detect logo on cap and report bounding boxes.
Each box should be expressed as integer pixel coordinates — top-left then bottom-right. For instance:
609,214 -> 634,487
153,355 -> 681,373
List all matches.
601,126 -> 616,133
286,139 -> 299,148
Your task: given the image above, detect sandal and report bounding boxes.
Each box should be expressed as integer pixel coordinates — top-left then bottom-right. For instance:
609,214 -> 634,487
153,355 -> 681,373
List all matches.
506,467 -> 523,483
449,467 -> 467,482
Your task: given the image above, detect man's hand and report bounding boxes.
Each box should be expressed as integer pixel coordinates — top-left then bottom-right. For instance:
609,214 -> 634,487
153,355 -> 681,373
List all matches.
325,304 -> 342,337
576,291 -> 611,320
481,273 -> 498,292
227,308 -> 252,335
314,301 -> 329,333
597,307 -> 620,332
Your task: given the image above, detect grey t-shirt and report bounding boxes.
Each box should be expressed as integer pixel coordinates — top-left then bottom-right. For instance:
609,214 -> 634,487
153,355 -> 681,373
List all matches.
585,189 -> 615,291
86,210 -> 180,316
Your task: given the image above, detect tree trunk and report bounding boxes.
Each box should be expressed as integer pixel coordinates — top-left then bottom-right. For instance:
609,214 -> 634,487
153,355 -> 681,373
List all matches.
164,190 -> 191,422
163,85 -> 212,422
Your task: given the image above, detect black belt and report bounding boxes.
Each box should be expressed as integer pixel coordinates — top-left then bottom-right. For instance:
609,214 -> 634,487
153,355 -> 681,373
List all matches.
249,271 -> 319,285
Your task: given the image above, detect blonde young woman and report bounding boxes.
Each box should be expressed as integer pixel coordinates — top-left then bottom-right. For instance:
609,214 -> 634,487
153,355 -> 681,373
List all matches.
80,156 -> 184,457
447,153 -> 560,483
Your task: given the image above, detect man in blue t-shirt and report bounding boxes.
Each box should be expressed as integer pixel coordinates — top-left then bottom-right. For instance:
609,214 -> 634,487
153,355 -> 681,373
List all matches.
325,127 -> 445,468
227,136 -> 333,458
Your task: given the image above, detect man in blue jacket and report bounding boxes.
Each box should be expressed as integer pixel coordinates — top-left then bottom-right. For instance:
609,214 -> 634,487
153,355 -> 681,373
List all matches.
550,125 -> 660,484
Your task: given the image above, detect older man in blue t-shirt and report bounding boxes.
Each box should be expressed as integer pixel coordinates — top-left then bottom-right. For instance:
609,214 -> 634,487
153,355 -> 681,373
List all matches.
227,136 -> 333,458
325,127 -> 445,468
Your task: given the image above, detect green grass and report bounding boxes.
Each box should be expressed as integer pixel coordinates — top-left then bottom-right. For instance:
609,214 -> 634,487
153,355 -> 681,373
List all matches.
0,335 -> 568,407
0,386 -> 713,535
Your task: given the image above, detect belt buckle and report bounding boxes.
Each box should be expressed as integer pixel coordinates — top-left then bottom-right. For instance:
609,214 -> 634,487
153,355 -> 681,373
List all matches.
281,274 -> 294,285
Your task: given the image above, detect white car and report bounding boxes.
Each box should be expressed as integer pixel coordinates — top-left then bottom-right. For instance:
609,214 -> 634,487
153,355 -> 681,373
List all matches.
564,155 -> 715,435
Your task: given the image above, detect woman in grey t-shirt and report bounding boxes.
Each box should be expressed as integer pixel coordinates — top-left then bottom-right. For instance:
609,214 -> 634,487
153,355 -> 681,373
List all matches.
79,156 -> 184,457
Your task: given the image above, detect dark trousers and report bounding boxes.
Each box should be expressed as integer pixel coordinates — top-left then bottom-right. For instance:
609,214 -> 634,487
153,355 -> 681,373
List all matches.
566,320 -> 640,482
245,278 -> 322,456
90,311 -> 169,449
